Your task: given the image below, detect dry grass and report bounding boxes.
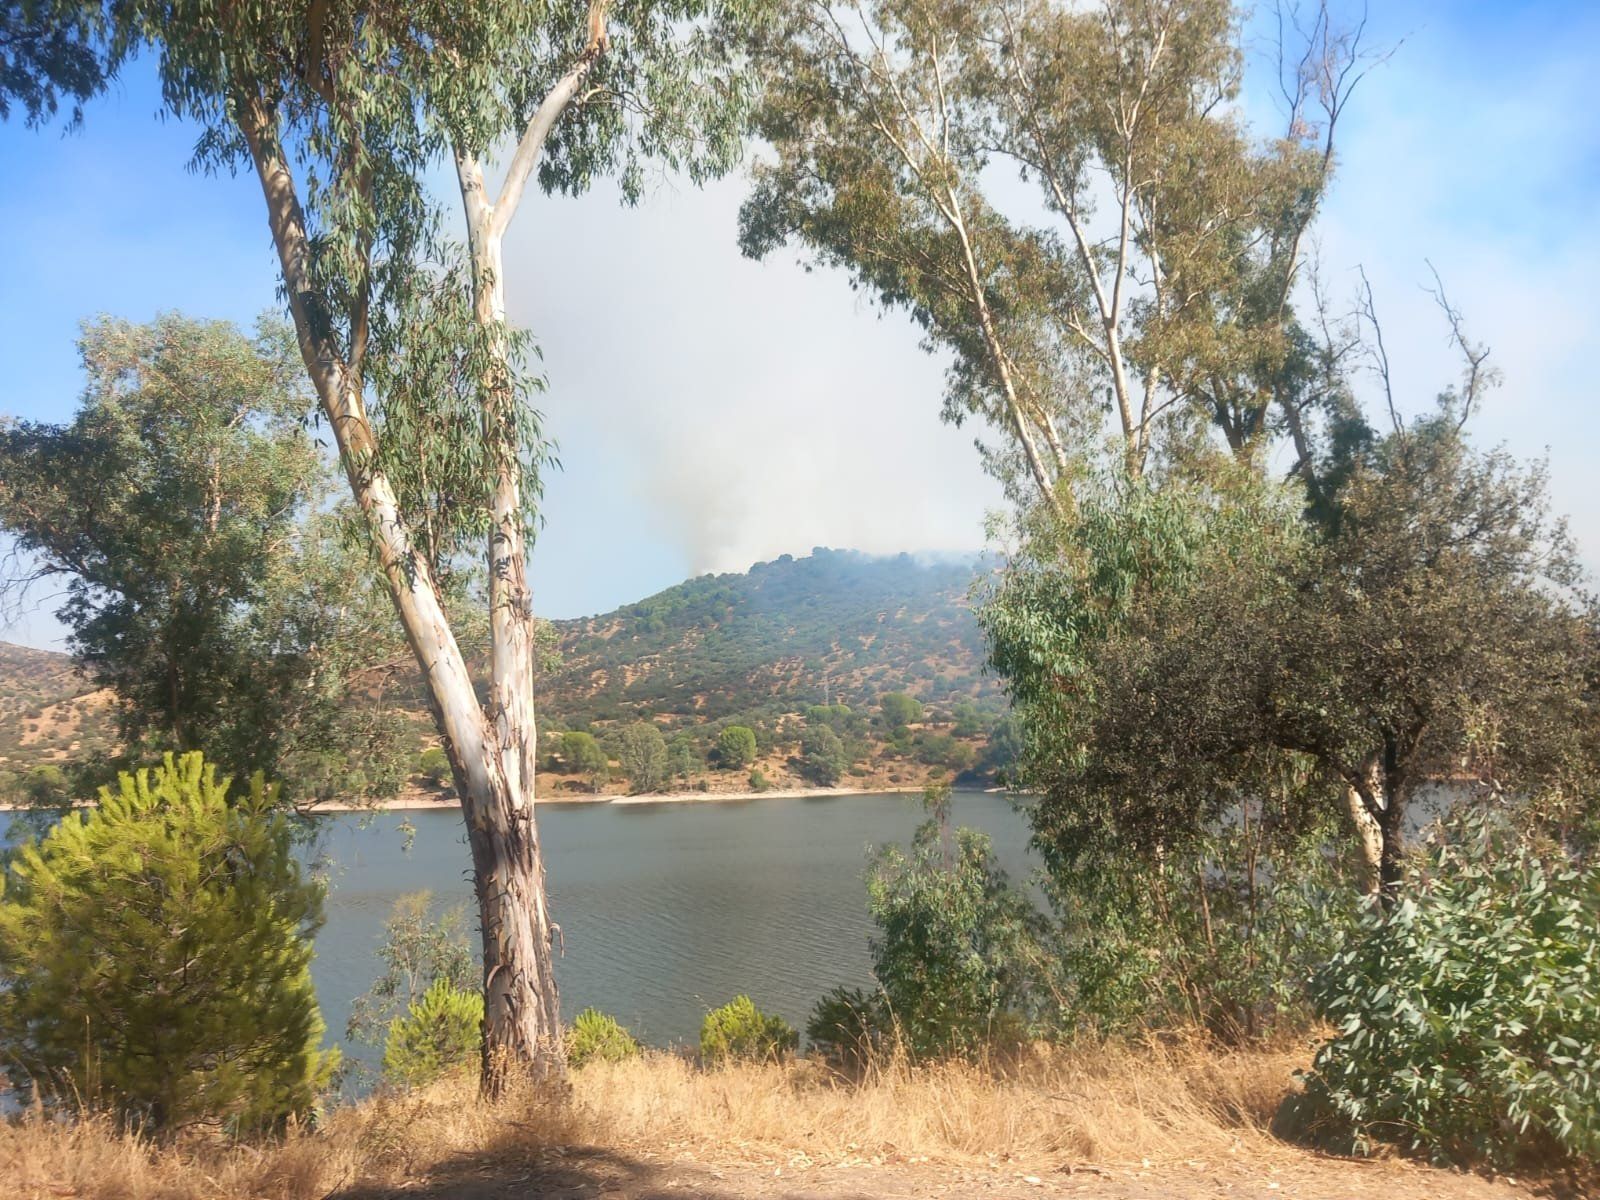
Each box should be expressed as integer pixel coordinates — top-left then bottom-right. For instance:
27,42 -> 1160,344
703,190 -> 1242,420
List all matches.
566,1037 -> 1302,1167
0,1039 -> 1316,1200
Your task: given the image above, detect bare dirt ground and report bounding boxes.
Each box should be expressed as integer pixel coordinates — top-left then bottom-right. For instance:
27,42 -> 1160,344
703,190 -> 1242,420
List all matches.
328,1142 -> 1555,1200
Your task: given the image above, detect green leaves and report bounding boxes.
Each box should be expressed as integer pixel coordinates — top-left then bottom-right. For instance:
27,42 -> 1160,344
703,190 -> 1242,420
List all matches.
568,1007 -> 641,1068
382,976 -> 484,1087
0,751 -> 337,1131
866,810 -> 1043,1058
1301,811 -> 1600,1166
619,721 -> 668,793
699,994 -> 797,1064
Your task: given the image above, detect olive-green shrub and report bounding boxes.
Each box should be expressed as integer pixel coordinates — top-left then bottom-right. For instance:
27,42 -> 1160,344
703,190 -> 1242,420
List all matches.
806,986 -> 890,1074
382,977 -> 483,1086
0,751 -> 337,1131
568,1008 -> 640,1068
1298,812 -> 1600,1166
700,995 -> 797,1064
418,746 -> 452,786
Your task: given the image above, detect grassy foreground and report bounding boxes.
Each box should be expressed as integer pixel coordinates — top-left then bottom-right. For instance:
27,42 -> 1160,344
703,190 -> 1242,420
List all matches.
0,1041 -> 1556,1199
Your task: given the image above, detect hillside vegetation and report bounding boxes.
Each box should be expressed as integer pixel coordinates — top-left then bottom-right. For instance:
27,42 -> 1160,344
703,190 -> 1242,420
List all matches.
540,548 -> 996,723
0,643 -> 110,767
0,550 -> 1012,802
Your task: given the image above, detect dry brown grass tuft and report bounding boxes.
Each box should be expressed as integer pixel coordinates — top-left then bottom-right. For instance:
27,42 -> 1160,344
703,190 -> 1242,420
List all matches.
1,1039 -> 1312,1199
564,1037 -> 1305,1167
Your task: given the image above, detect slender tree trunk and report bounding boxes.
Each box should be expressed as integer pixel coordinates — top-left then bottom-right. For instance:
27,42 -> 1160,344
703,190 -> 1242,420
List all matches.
1376,792 -> 1406,907
237,89 -> 562,1090
1343,755 -> 1384,898
458,165 -> 564,1087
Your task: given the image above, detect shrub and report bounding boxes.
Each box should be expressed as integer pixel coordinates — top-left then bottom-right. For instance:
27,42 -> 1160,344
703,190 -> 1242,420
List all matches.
1298,812 -> 1600,1166
0,751 -> 337,1131
748,767 -> 771,792
22,763 -> 69,807
879,692 -> 923,728
717,725 -> 757,770
799,726 -> 849,786
1046,815 -> 1356,1041
418,746 -> 452,786
382,977 -> 483,1086
568,1008 -> 640,1068
558,731 -> 608,788
700,995 -> 798,1064
347,892 -> 477,1045
867,788 -> 1043,1058
619,722 -> 668,793
806,986 -> 889,1074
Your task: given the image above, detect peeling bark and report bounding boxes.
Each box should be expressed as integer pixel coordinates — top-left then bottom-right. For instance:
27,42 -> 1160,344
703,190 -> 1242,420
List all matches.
238,87 -> 563,1090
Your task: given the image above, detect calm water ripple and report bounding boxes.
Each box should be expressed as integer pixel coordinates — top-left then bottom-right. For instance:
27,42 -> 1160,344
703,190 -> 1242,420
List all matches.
0,791 -> 1035,1080
308,791 -> 1034,1061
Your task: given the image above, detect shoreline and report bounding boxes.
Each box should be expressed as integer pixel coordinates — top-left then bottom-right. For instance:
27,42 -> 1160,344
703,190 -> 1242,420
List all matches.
0,784 -> 992,812
0,783 -> 1010,815
305,783 -> 940,813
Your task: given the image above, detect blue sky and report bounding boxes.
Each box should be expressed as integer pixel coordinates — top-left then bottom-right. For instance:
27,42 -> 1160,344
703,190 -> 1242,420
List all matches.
1,1 -> 1597,648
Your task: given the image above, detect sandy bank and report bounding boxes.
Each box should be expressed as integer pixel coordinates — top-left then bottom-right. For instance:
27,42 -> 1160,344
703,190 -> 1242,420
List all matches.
305,783 -> 933,813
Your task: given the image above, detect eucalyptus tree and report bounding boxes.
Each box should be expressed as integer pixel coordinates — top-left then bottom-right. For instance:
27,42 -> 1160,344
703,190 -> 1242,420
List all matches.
429,0 -> 746,900
0,0 -> 108,125
741,0 -> 1363,504
64,0 -> 747,1086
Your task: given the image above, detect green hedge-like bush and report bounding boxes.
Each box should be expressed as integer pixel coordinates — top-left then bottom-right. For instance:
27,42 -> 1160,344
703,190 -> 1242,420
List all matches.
418,746 -> 452,786
382,977 -> 483,1086
1298,813 -> 1600,1166
700,995 -> 797,1065
568,1008 -> 640,1068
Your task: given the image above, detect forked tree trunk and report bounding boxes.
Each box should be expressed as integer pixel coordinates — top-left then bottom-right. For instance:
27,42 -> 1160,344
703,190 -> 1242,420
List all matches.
438,5 -> 616,1087
236,89 -> 563,1091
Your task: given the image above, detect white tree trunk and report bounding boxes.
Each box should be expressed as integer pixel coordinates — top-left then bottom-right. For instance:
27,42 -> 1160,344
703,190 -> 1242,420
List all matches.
240,92 -> 563,1089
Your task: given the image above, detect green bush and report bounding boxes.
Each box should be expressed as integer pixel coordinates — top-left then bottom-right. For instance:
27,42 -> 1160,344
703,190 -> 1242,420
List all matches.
0,751 -> 337,1131
799,726 -> 848,786
382,977 -> 483,1086
418,746 -> 452,786
879,692 -> 923,728
717,725 -> 758,770
24,764 -> 71,807
568,1008 -> 640,1068
1045,816 -> 1356,1041
347,891 -> 477,1045
1298,813 -> 1600,1166
700,995 -> 797,1065
806,986 -> 889,1074
748,767 -> 771,792
867,792 -> 1043,1058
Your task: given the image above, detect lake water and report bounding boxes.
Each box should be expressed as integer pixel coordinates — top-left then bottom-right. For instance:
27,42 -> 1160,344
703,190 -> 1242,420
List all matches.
1,792 -> 1034,1071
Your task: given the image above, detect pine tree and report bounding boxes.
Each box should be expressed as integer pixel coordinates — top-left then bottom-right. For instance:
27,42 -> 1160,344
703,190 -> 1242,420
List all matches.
0,752 -> 337,1131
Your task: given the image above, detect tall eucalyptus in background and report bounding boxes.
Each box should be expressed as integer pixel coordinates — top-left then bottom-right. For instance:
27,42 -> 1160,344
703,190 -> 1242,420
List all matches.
739,0 -> 1363,507
0,315 -> 372,788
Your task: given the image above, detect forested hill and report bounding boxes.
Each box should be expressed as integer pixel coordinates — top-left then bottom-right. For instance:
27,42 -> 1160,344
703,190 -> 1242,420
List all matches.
535,548 -> 998,729
0,549 -> 1005,773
